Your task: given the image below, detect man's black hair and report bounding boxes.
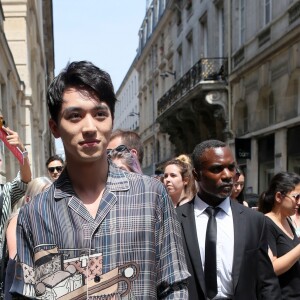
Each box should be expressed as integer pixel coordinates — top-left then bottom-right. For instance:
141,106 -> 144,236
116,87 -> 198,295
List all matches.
46,155 -> 64,168
47,61 -> 117,123
192,139 -> 226,171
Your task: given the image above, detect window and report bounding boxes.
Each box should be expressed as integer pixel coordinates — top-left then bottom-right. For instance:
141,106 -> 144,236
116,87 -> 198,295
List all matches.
239,0 -> 245,45
186,31 -> 194,68
265,0 -> 272,25
200,16 -> 208,57
177,46 -> 183,77
243,105 -> 248,133
218,6 -> 225,57
268,92 -> 275,125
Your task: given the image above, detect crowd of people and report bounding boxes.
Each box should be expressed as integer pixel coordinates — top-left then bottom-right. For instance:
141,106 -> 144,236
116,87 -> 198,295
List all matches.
0,60 -> 299,299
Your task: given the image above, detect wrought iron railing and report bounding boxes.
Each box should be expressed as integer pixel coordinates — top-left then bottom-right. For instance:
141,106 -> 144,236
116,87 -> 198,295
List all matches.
289,1 -> 300,25
157,57 -> 228,116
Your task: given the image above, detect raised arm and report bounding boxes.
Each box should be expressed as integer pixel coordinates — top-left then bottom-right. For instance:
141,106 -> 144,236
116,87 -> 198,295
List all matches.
4,126 -> 31,183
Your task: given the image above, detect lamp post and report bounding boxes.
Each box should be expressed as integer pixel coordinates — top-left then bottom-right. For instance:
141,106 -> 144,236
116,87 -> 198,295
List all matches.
160,71 -> 176,79
129,112 -> 140,117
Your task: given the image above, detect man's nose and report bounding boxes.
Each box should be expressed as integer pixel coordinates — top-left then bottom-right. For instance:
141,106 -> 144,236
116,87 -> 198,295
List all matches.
222,168 -> 233,180
82,115 -> 97,132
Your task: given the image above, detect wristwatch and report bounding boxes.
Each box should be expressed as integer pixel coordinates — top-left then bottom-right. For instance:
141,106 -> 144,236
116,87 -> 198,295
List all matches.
22,148 -> 28,158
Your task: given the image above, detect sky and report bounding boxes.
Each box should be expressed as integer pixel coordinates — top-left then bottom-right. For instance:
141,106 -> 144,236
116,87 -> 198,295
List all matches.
53,0 -> 147,155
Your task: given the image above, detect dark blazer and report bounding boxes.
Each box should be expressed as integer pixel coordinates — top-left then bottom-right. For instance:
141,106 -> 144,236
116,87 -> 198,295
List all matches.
176,197 -> 281,300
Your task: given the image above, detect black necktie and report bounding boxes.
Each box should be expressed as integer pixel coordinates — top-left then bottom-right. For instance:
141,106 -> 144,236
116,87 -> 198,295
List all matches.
205,206 -> 220,299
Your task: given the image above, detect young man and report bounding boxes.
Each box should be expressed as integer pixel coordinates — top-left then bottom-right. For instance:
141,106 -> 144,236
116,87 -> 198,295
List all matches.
176,140 -> 281,299
45,155 -> 64,181
11,61 -> 189,299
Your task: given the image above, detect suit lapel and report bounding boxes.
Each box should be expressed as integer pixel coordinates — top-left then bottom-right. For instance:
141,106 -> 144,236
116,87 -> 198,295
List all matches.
231,200 -> 246,292
179,200 -> 206,294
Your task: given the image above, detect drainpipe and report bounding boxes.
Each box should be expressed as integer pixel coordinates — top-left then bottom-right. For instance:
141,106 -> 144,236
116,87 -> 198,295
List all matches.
226,0 -> 233,141
42,72 -> 49,165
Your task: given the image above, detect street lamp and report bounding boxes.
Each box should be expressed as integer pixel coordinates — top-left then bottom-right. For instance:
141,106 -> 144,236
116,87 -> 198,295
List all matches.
160,71 -> 176,79
129,112 -> 140,117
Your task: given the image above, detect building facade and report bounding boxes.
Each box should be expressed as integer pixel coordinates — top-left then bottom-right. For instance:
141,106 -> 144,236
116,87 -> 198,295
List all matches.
116,0 -> 300,193
136,0 -> 228,175
114,61 -> 139,132
0,0 -> 55,181
230,0 -> 300,193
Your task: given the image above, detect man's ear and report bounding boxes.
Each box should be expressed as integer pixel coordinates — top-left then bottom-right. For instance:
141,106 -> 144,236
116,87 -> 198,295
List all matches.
130,148 -> 138,158
193,168 -> 201,181
49,119 -> 60,138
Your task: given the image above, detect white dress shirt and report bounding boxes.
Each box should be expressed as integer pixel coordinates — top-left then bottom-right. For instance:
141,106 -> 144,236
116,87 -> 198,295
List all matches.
194,195 -> 234,299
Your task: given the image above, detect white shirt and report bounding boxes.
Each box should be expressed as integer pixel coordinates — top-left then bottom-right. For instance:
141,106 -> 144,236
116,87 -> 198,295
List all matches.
194,195 -> 234,299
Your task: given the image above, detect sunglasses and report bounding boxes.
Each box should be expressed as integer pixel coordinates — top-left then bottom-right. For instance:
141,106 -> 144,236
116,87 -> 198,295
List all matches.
48,166 -> 63,173
107,145 -> 130,156
285,194 -> 300,201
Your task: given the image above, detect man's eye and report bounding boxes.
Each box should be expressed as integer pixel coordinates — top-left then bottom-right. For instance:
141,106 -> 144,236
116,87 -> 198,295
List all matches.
96,111 -> 108,118
210,166 -> 223,173
228,165 -> 236,171
68,113 -> 81,120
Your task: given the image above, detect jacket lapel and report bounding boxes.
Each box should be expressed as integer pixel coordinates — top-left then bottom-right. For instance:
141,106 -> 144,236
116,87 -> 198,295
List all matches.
179,200 -> 206,294
231,200 -> 246,292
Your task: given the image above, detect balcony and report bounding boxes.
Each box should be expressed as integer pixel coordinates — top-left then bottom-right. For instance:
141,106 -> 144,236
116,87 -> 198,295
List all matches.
157,58 -> 228,116
156,58 -> 228,156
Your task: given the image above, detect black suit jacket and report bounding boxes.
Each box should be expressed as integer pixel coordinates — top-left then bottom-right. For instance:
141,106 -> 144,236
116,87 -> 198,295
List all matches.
176,197 -> 281,300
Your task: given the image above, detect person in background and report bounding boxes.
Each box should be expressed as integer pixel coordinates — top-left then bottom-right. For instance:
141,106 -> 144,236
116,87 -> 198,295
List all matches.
163,156 -> 196,207
177,139 -> 281,299
107,129 -> 143,171
107,146 -> 142,174
291,204 -> 300,238
11,61 -> 189,298
4,176 -> 52,300
0,123 -> 31,258
231,166 -> 249,206
45,154 -> 64,181
258,171 -> 300,299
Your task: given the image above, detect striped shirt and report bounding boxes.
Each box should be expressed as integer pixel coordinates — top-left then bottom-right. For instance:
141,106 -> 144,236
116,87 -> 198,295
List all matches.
0,172 -> 27,258
11,163 -> 190,299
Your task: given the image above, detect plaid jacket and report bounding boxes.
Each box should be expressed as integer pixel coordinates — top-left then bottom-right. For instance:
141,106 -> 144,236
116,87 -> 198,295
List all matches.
11,163 -> 190,299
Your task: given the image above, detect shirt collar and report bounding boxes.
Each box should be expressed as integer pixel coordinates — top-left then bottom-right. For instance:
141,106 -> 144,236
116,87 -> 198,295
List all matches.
53,161 -> 130,200
194,194 -> 232,217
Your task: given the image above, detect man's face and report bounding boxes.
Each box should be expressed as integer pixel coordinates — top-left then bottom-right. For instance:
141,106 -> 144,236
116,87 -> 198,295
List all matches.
47,160 -> 63,181
49,88 -> 113,163
194,146 -> 236,203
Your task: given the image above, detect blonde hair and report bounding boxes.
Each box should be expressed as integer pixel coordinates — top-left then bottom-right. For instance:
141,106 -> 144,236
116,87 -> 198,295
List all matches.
14,176 -> 52,210
164,155 -> 197,205
176,154 -> 192,165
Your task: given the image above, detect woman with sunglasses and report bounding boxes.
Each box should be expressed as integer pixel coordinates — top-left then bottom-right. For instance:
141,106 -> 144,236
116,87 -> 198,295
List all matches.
258,172 -> 300,299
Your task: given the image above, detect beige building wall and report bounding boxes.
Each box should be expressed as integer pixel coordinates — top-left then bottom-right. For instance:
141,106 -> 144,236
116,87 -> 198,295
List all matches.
230,0 -> 300,193
0,4 -> 26,182
1,0 -> 55,179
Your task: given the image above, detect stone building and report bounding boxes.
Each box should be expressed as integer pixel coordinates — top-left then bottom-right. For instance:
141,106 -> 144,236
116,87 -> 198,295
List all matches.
136,0 -> 228,175
114,60 -> 139,132
230,0 -> 300,193
118,0 -> 300,193
0,0 -> 54,181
